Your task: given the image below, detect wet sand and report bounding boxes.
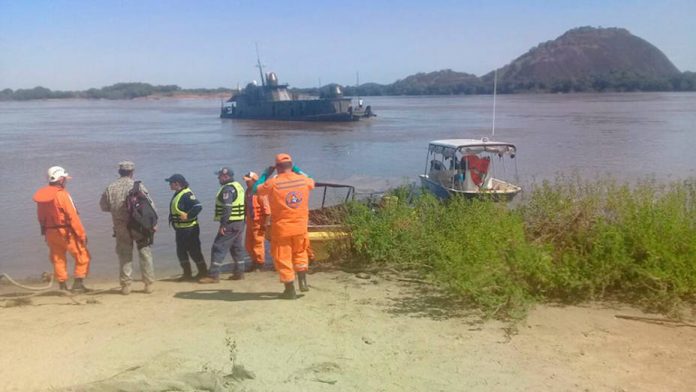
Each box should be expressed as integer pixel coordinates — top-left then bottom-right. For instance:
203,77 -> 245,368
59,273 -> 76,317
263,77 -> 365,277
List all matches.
1,269 -> 695,391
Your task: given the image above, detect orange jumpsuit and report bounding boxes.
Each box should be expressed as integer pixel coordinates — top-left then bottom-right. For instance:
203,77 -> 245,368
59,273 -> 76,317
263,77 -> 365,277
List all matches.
244,191 -> 270,265
33,185 -> 90,283
257,172 -> 315,283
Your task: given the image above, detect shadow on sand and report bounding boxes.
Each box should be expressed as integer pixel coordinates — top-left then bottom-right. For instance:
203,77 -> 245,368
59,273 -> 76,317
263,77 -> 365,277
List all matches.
174,289 -> 286,302
386,285 -> 479,322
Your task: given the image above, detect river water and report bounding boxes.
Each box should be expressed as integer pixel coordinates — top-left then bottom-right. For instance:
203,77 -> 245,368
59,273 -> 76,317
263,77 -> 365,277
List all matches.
1,93 -> 695,278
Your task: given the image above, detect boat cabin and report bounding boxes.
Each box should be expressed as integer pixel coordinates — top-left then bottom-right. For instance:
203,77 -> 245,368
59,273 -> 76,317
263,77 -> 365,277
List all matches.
420,138 -> 521,201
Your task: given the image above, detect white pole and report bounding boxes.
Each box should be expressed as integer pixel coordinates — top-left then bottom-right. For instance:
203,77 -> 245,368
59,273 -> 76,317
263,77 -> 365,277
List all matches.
492,69 -> 497,138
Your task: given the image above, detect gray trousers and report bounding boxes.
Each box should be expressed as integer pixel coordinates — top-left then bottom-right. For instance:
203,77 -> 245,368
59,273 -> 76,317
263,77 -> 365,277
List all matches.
114,224 -> 155,286
209,220 -> 245,277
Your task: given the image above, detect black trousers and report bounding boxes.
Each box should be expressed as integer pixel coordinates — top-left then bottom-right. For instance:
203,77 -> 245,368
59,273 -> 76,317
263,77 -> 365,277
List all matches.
175,225 -> 205,266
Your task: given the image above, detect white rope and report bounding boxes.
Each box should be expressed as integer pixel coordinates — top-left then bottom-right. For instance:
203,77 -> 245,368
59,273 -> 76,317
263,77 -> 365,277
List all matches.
1,273 -> 54,291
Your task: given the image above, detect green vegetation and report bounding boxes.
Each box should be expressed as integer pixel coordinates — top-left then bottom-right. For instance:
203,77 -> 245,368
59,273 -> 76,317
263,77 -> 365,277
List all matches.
291,69 -> 696,98
0,83 -> 232,101
340,177 -> 696,318
493,71 -> 696,94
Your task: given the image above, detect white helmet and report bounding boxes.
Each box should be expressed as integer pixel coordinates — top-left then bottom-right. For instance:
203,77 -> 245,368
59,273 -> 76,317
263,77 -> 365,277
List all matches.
47,166 -> 69,182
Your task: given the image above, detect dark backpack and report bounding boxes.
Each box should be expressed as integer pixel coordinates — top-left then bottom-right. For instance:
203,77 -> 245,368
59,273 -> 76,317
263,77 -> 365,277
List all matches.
126,181 -> 158,246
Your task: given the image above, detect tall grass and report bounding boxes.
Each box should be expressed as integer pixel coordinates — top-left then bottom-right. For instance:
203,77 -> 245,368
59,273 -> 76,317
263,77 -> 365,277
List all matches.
342,178 -> 696,317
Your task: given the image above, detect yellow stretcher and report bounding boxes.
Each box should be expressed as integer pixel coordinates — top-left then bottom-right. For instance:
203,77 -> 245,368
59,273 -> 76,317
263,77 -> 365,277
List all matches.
308,183 -> 355,262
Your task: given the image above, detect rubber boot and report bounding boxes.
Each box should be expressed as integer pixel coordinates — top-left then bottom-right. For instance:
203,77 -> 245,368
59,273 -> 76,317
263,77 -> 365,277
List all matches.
194,262 -> 208,280
59,281 -> 69,291
177,263 -> 193,282
280,282 -> 297,300
71,278 -> 88,293
230,271 -> 245,281
298,271 -> 309,292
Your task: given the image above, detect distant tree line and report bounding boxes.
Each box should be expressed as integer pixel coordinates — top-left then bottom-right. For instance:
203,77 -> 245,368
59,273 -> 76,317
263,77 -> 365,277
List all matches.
495,71 -> 696,94
2,72 -> 695,102
0,83 -> 232,101
292,70 -> 696,97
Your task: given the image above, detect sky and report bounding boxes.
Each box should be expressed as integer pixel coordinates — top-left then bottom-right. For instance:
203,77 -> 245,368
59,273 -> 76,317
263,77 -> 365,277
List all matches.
1,0 -> 695,90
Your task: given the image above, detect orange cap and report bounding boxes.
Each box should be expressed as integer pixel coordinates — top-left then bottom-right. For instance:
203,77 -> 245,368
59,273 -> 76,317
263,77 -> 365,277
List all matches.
275,153 -> 292,164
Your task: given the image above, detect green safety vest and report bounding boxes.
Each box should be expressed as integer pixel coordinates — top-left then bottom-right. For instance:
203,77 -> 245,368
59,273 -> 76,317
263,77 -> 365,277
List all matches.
214,181 -> 245,222
170,188 -> 198,229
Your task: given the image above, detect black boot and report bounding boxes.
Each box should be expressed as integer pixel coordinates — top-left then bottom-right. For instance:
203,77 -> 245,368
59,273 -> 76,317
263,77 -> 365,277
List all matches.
71,278 -> 88,292
298,271 -> 309,292
194,262 -> 208,280
59,281 -> 69,291
177,263 -> 193,282
280,282 -> 297,300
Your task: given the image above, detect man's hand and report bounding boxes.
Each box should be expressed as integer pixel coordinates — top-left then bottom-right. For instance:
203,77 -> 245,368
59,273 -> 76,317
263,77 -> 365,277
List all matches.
179,212 -> 188,221
219,226 -> 226,236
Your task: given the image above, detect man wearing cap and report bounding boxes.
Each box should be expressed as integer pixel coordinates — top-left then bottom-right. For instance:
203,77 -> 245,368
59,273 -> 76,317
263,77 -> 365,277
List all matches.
100,161 -> 156,295
243,171 -> 271,271
33,166 -> 91,292
255,153 -> 315,299
199,167 -> 246,283
166,174 -> 207,281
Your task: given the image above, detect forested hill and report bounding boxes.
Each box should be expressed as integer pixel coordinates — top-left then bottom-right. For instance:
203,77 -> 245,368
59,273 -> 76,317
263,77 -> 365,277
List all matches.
338,26 -> 696,95
482,26 -> 686,93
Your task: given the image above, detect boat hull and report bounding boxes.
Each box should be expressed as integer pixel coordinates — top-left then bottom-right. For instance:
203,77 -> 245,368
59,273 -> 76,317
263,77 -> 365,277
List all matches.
419,175 -> 520,202
221,97 -> 361,122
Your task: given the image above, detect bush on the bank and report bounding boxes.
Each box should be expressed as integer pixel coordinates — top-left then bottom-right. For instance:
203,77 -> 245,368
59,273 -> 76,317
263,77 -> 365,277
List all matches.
346,189 -> 549,317
342,178 -> 696,317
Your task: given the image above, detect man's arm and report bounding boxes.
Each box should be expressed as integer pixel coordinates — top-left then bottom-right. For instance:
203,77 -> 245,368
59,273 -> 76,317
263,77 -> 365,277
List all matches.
99,189 -> 110,212
292,165 -> 312,178
60,192 -> 86,241
259,195 -> 271,217
183,192 -> 202,219
253,166 -> 275,194
219,185 -> 237,226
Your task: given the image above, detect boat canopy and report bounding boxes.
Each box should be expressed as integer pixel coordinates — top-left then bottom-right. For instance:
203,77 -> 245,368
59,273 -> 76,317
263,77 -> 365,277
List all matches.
428,138 -> 516,156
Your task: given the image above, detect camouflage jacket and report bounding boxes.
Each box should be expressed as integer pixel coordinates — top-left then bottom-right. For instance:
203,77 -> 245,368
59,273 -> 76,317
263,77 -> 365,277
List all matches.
100,176 -> 156,225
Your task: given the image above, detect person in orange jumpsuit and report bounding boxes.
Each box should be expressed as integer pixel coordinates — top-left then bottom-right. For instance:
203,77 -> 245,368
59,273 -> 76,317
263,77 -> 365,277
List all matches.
242,171 -> 271,272
32,166 -> 90,292
255,153 -> 314,299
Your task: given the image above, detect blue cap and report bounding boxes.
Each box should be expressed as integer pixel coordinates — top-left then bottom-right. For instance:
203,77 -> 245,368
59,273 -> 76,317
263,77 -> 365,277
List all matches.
165,174 -> 187,184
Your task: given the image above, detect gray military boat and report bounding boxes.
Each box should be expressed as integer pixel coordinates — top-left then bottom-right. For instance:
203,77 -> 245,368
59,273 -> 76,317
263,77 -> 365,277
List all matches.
220,58 -> 374,122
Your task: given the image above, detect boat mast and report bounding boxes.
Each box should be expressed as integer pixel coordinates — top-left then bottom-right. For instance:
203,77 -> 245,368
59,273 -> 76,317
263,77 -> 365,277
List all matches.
255,43 -> 266,87
491,69 -> 497,138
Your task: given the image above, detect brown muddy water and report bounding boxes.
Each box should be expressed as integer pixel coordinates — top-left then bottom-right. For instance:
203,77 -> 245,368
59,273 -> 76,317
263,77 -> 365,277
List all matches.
1,93 -> 695,278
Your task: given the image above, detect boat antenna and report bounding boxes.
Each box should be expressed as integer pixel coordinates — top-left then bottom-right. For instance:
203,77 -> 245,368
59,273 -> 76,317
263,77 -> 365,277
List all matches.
491,69 -> 497,138
255,42 -> 266,87
356,71 -> 360,100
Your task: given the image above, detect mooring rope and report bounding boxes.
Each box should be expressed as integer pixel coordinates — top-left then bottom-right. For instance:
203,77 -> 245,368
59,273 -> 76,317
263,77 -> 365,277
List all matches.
1,272 -> 54,291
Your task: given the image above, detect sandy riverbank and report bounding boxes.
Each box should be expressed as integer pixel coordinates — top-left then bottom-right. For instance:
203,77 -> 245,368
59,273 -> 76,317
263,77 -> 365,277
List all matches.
1,270 -> 695,391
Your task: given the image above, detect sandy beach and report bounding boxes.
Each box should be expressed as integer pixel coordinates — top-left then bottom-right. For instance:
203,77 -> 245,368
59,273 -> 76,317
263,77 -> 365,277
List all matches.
0,269 -> 694,391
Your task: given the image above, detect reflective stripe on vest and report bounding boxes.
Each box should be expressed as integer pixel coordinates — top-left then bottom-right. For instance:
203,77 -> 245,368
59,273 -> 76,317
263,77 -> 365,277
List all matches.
214,182 -> 245,222
170,188 -> 198,229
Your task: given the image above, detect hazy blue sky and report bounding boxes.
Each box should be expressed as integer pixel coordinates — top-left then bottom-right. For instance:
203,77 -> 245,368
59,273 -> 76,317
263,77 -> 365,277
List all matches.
1,0 -> 694,90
